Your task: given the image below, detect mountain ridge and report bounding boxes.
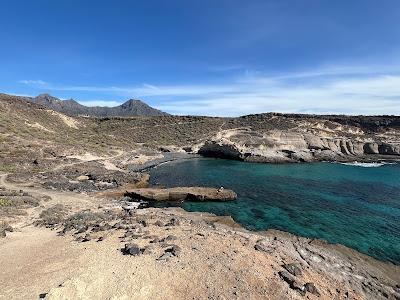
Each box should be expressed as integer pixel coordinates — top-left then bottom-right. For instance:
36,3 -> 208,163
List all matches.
31,93 -> 169,117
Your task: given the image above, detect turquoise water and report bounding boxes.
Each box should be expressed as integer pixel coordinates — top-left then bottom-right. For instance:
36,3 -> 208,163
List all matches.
150,159 -> 400,265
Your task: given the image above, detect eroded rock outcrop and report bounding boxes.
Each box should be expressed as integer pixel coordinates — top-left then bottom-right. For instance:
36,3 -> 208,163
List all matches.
125,187 -> 237,202
198,127 -> 400,163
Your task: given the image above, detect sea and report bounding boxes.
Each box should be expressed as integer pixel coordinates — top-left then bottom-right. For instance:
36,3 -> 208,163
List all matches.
150,158 -> 400,265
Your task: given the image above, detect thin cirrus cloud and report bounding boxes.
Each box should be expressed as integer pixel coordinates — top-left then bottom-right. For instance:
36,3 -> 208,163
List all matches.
19,66 -> 400,116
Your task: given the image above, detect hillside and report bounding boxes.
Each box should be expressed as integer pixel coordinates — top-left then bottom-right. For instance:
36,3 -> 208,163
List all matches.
31,93 -> 169,117
1,92 -> 399,171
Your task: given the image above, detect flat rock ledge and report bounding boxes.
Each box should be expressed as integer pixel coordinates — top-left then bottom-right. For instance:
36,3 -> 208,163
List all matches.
125,187 -> 237,202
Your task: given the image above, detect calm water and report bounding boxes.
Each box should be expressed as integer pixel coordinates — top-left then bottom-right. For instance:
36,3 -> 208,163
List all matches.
150,158 -> 400,265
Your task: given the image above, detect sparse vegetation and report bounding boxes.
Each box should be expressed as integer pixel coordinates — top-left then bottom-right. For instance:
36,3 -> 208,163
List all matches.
0,198 -> 11,206
37,204 -> 68,227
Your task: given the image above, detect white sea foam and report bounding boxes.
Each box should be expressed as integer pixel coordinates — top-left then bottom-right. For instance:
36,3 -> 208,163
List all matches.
338,161 -> 395,168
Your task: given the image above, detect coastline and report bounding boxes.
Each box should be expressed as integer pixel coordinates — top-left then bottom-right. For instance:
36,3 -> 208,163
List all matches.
1,152 -> 400,299
146,154 -> 400,265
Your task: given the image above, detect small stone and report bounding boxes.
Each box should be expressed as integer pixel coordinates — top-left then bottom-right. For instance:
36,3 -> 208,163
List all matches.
39,292 -> 47,298
166,218 -> 180,226
283,263 -> 303,276
123,243 -> 142,256
139,220 -> 148,227
113,222 -> 122,229
154,220 -> 164,227
167,245 -> 181,256
150,237 -> 160,243
77,226 -> 87,234
304,282 -> 320,296
76,175 -> 90,182
161,235 -> 177,242
82,234 -> 91,242
156,252 -> 173,260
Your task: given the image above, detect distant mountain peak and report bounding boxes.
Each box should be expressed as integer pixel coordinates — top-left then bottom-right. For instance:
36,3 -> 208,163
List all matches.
31,94 -> 169,117
36,93 -> 61,103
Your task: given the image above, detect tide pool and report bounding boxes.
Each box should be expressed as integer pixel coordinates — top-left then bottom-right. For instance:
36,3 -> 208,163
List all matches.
150,158 -> 400,265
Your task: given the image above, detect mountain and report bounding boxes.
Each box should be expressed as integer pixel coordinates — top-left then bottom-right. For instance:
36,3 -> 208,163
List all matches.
31,94 -> 169,117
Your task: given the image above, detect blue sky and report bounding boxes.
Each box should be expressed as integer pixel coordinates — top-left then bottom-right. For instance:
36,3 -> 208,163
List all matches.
1,0 -> 400,116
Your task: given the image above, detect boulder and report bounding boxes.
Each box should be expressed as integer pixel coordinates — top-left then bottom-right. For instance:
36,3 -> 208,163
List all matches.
198,141 -> 242,160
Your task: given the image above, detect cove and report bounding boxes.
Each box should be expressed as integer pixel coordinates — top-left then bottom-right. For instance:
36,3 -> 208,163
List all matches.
149,158 -> 400,265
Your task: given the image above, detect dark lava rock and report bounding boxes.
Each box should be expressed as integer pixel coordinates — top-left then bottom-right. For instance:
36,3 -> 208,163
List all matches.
139,220 -> 148,227
156,244 -> 181,260
123,231 -> 142,239
122,243 -> 143,256
165,218 -> 180,226
76,234 -> 92,242
165,245 -> 181,257
161,235 -> 178,242
283,263 -> 303,276
278,271 -> 306,296
150,237 -> 161,243
304,282 -> 320,296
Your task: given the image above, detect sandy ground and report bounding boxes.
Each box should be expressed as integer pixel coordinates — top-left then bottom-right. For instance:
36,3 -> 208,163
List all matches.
0,226 -> 80,299
1,173 -> 399,300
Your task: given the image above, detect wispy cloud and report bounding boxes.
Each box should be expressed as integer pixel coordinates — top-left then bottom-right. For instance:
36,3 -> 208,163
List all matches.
19,65 -> 400,116
19,79 -> 47,86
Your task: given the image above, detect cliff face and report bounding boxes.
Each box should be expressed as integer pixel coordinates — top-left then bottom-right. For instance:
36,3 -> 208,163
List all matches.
197,114 -> 400,163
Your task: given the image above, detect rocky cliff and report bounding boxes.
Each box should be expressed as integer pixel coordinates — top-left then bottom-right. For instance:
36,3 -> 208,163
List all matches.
197,114 -> 400,163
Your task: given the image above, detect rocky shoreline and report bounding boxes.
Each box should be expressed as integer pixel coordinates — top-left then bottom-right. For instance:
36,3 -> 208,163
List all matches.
1,173 -> 399,299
